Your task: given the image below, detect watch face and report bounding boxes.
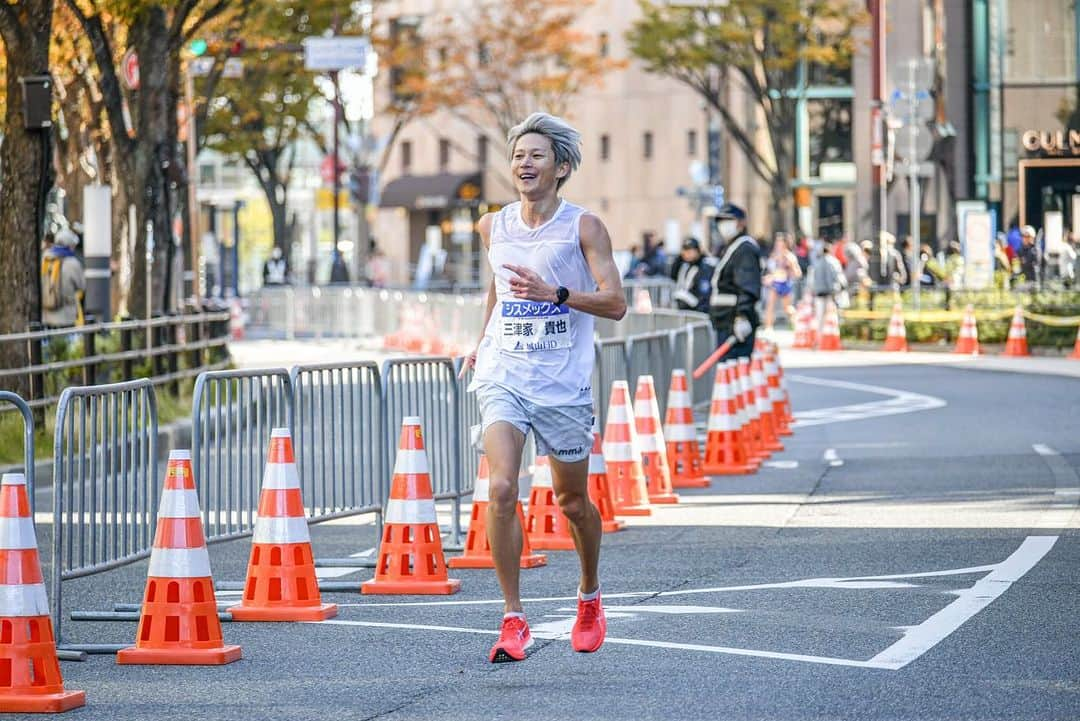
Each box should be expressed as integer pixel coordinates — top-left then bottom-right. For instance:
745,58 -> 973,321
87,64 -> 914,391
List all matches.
557,286 -> 570,304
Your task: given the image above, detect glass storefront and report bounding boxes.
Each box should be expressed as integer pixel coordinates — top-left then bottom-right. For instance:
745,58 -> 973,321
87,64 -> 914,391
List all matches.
974,0 -> 1080,232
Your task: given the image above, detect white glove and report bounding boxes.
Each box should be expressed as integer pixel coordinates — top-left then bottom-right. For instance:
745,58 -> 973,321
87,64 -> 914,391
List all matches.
733,316 -> 752,342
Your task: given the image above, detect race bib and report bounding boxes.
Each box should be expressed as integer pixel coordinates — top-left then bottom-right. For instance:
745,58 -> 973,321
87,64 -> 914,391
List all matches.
499,301 -> 571,352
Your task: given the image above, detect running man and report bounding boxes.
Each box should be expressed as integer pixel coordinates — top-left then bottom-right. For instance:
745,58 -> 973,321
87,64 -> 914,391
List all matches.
460,112 -> 627,663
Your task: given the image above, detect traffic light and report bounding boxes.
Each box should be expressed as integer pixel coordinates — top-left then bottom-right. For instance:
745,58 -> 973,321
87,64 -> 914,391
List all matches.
229,40 -> 245,57
189,39 -> 208,56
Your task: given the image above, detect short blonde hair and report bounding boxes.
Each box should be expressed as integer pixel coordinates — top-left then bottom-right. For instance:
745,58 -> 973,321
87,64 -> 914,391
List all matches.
507,112 -> 582,189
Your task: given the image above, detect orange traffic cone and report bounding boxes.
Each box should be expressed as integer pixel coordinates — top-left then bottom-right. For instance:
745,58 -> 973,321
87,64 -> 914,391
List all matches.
525,456 -> 576,551
818,304 -> 843,351
752,355 -> 783,452
362,417 -> 461,595
449,455 -> 546,569
587,418 -> 624,533
792,299 -> 816,349
1070,325 -> 1080,359
118,451 -> 242,665
703,363 -> 758,475
634,375 -> 679,504
1002,307 -> 1030,357
603,380 -> 652,516
883,304 -> 908,352
228,429 -> 337,622
0,473 -> 86,713
737,357 -> 769,461
664,370 -> 709,488
954,305 -> 980,355
773,348 -> 795,431
764,349 -> 792,437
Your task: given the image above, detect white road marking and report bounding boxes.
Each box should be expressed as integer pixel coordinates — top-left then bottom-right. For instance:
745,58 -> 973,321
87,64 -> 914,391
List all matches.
325,538 -> 1054,670
1031,444 -> 1080,528
823,448 -> 844,467
315,547 -> 376,579
788,375 -> 946,428
867,535 -> 1058,669
763,460 -> 799,469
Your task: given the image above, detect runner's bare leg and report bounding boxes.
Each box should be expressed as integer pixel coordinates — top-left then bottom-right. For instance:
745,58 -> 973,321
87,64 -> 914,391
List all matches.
484,422 -> 527,613
549,456 -> 601,594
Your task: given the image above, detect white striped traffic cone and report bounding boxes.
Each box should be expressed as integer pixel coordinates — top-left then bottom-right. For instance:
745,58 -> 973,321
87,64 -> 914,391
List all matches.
118,450 -> 242,665
229,428 -> 337,621
634,375 -> 679,504
362,417 -> 461,594
0,473 -> 86,712
603,380 -> 652,516
664,370 -> 709,488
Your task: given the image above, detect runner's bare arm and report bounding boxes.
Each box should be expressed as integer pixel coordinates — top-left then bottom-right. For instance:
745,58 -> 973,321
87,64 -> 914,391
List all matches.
460,214 -> 496,376
503,214 -> 626,321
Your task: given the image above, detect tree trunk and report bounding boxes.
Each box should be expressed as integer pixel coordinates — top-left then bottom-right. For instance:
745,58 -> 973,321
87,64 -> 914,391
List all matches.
128,6 -> 181,318
0,0 -> 54,398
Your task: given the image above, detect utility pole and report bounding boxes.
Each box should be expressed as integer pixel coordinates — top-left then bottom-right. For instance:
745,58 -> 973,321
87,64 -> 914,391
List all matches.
869,0 -> 888,279
331,70 -> 342,260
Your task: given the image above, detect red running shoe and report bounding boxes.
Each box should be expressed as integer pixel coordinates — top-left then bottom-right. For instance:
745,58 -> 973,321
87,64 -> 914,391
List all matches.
571,593 -> 606,653
489,615 -> 534,663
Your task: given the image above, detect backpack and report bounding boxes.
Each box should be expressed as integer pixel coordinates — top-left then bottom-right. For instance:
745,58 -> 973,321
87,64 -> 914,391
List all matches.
41,255 -> 64,311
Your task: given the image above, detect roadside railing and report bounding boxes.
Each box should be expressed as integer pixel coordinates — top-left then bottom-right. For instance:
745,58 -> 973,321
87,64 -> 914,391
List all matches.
51,379 -> 158,654
0,391 -> 35,504
0,311 -> 230,414
191,368 -> 294,542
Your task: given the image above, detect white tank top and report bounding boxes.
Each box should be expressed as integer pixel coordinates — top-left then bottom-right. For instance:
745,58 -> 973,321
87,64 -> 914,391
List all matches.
468,199 -> 597,406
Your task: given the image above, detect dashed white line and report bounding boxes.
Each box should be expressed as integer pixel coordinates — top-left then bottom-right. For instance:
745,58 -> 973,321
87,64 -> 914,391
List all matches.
824,448 -> 844,467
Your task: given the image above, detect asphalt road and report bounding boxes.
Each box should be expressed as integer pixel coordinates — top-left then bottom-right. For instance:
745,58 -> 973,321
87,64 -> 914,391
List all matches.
29,361 -> 1080,721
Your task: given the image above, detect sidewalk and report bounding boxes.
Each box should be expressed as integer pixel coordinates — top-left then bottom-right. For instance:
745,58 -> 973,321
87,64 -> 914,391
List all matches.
766,329 -> 1080,378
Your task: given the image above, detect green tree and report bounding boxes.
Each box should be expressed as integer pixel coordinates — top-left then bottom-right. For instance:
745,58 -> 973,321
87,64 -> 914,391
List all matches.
63,0 -> 243,317
0,0 -> 54,389
200,1 -> 359,256
627,0 -> 866,231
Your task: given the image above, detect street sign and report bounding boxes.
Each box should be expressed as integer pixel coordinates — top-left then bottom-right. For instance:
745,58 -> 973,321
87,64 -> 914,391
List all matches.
303,36 -> 370,72
122,50 -> 140,91
190,57 -> 215,76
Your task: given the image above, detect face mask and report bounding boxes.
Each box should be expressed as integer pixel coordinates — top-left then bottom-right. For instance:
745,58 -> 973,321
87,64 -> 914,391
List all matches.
718,220 -> 739,240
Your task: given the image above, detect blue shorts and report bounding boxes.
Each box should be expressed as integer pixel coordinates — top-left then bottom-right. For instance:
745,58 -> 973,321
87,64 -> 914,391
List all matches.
475,384 -> 593,463
772,279 -> 793,297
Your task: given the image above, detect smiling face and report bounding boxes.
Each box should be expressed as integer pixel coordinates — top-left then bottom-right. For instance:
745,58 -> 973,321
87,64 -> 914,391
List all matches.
510,133 -> 568,198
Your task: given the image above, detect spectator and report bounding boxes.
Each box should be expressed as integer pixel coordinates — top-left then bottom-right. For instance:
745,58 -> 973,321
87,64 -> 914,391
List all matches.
806,238 -> 847,336
625,231 -> 667,278
366,242 -> 390,288
670,237 -> 714,313
880,231 -> 909,290
793,235 -> 812,298
842,237 -> 869,292
1018,225 -> 1041,283
329,249 -> 350,284
262,246 -> 289,286
762,234 -> 801,333
1057,235 -> 1077,288
41,228 -> 85,328
994,235 -> 1012,289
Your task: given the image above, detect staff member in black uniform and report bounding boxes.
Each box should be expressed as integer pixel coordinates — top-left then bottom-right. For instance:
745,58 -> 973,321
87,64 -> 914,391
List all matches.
708,204 -> 761,360
669,237 -> 715,313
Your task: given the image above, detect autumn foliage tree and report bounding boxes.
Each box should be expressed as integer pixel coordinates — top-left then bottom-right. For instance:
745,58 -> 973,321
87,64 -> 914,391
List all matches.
200,1 -> 361,255
627,0 -> 866,230
376,0 -> 623,189
63,0 -> 244,317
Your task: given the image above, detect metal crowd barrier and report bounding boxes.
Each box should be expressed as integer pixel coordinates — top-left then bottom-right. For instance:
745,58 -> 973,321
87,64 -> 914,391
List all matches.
191,369 -> 293,541
290,362 -> 385,523
593,338 -> 629,428
52,379 -> 158,654
627,332 -> 674,412
0,391 -> 35,504
381,357 -> 465,547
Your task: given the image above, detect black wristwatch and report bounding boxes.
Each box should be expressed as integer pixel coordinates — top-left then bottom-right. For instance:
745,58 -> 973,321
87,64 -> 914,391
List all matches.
554,286 -> 570,306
